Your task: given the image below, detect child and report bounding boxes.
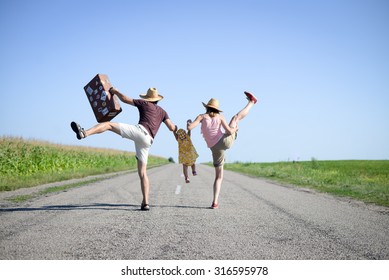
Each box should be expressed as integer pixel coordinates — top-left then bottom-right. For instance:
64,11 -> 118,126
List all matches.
187,91 -> 257,208
175,120 -> 199,183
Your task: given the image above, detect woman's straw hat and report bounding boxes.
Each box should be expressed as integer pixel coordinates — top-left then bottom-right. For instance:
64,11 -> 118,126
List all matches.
202,98 -> 222,112
139,88 -> 164,102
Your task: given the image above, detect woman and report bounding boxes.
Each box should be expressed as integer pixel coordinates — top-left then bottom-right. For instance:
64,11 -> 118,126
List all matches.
187,91 -> 257,209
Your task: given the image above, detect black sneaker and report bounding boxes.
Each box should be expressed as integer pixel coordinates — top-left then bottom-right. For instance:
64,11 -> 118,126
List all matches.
70,122 -> 86,140
141,203 -> 150,211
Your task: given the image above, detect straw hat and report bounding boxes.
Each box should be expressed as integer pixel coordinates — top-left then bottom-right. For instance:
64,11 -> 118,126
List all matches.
202,98 -> 222,112
139,88 -> 164,102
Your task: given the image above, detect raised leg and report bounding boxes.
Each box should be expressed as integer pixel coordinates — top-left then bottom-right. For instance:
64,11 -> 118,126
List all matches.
84,122 -> 122,137
228,92 -> 257,128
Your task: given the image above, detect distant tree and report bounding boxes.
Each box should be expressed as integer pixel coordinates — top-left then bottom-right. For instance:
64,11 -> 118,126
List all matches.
168,157 -> 175,163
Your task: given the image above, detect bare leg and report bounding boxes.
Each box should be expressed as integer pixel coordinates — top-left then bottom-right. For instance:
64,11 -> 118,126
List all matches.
191,164 -> 197,175
183,165 -> 190,183
84,122 -> 122,137
229,100 -> 255,128
138,160 -> 150,207
212,165 -> 224,207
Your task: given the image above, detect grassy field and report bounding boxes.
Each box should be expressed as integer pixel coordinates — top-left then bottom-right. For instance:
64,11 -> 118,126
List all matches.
224,160 -> 389,207
0,137 -> 169,191
2,137 -> 388,207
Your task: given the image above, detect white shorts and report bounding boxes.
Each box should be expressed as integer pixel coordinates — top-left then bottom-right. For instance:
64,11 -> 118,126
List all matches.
119,123 -> 153,163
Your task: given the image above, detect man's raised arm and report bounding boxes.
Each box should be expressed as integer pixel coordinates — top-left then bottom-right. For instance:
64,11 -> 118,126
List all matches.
109,87 -> 135,106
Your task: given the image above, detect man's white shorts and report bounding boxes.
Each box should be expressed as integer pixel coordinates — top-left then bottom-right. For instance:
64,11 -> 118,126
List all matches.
119,123 -> 153,163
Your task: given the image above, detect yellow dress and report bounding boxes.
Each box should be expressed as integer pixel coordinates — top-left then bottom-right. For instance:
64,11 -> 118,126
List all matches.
177,129 -> 199,166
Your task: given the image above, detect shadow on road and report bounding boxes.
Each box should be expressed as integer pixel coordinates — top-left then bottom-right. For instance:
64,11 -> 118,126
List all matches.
0,203 -> 210,212
153,204 -> 210,210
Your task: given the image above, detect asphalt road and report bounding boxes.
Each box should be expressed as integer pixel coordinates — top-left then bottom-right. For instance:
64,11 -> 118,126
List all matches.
0,164 -> 388,260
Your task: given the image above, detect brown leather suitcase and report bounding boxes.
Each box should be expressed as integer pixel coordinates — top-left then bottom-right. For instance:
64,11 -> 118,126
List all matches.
84,74 -> 122,123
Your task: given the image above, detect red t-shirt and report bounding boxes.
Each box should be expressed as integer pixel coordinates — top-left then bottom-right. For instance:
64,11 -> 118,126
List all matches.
133,99 -> 169,139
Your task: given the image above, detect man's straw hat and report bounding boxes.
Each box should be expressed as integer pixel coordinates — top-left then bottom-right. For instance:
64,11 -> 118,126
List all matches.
202,98 -> 222,112
139,88 -> 164,102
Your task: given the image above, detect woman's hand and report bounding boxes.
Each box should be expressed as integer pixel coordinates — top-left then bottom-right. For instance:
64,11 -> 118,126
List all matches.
187,115 -> 203,131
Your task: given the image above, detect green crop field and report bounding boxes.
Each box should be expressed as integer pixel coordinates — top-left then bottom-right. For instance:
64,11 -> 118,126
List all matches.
224,160 -> 389,207
2,137 -> 388,207
0,137 -> 169,191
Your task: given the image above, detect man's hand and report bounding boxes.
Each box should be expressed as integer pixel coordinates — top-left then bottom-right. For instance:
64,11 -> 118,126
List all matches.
109,87 -> 118,95
109,87 -> 134,105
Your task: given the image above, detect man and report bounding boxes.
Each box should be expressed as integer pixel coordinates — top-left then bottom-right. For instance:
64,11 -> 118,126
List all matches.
71,87 -> 177,211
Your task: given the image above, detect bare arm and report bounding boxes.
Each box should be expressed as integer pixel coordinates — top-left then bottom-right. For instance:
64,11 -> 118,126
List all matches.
187,114 -> 203,131
164,119 -> 178,140
187,119 -> 192,136
109,87 -> 134,106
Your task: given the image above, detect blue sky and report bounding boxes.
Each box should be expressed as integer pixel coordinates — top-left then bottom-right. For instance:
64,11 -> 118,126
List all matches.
1,0 -> 388,163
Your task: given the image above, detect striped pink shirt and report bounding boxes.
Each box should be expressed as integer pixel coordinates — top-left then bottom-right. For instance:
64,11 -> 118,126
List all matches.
201,114 -> 224,148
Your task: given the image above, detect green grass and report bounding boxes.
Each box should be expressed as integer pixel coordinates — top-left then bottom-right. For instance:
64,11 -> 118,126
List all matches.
0,137 -> 169,191
224,160 -> 389,207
